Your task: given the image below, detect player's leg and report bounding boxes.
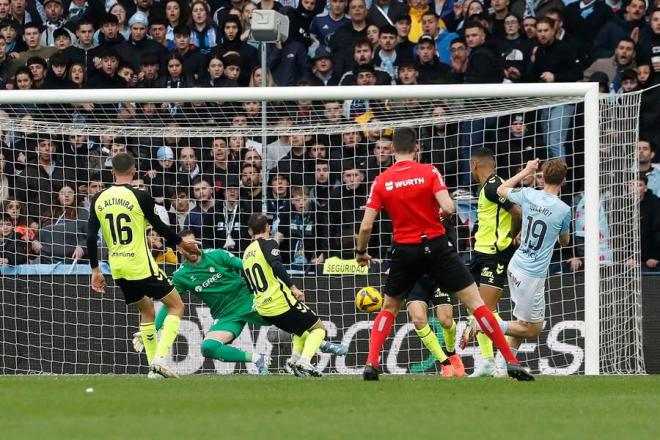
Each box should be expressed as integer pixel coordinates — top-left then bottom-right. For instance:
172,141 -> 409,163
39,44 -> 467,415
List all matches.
364,293 -> 404,377
470,284 -> 502,377
407,299 -> 453,377
134,296 -> 158,365
298,318 -> 327,371
436,304 -> 464,377
147,285 -> 184,378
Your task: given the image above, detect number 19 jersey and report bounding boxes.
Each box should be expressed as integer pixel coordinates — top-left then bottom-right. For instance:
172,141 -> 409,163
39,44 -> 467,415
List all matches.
91,184 -> 159,280
506,188 -> 571,278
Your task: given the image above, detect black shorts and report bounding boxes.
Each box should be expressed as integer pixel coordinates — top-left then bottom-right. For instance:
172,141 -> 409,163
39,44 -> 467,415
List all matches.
384,234 -> 474,299
116,271 -> 174,305
263,301 -> 320,336
469,249 -> 513,290
407,276 -> 452,307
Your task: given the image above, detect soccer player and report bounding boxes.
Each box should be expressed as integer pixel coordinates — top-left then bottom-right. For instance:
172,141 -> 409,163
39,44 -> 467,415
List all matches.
461,147 -> 522,377
87,153 -> 200,378
495,159 -> 571,363
407,276 -> 465,377
243,213 -> 329,377
134,230 -> 348,374
356,127 -> 532,381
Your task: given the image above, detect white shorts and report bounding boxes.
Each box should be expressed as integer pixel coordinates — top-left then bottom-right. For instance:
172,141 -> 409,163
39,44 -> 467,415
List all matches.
507,265 -> 546,323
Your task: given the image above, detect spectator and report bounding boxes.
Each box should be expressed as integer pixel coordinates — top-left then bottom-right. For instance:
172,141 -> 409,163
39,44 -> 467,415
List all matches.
81,176 -> 103,210
394,13 -> 415,58
61,133 -> 99,192
107,3 -> 130,40
638,6 -> 660,64
286,0 -> 317,48
269,36 -> 310,86
168,187 -> 195,229
339,37 -> 395,85
464,21 -> 503,84
10,0 -> 41,28
639,139 -> 660,196
329,160 -> 369,258
240,162 -> 264,212
545,8 -> 588,69
264,117 -> 293,170
420,10 -> 458,65
522,15 -> 537,40
510,0 -> 563,19
329,0 -> 370,76
189,0 -> 218,55
185,176 -> 219,248
214,176 -> 250,252
201,53 -> 229,87
343,64 -> 382,119
277,133 -> 310,186
310,158 -> 332,210
395,57 -> 419,84
0,214 -> 29,265
177,146 -> 201,188
490,0 -> 511,40
565,190 -> 613,272
149,16 -> 171,50
26,56 -> 47,88
420,105 -> 459,191
38,184 -> 88,263
635,173 -> 660,273
329,130 -> 368,182
117,11 -> 168,72
147,226 -> 178,264
7,22 -> 57,78
1,21 -> 25,58
366,137 -> 394,182
222,53 -> 242,85
305,45 -> 339,85
87,47 -> 126,88
266,172 -> 290,233
42,52 -> 74,89
279,185 -> 328,267
2,199 -> 36,247
564,0 -> 613,53
216,15 -> 258,86
144,145 -> 178,201
172,24 -> 206,81
408,0 -> 431,44
202,137 -> 232,197
14,138 -> 75,219
584,38 -> 637,91
415,33 -> 452,84
532,17 -> 582,158
0,152 -> 14,202
88,13 -> 125,66
448,37 -> 468,82
495,113 -> 540,178
41,0 -> 74,48
165,0 -> 187,41
497,14 -> 532,83
311,0 -> 350,46
592,0 -> 647,59
373,25 -> 405,78
56,26 -> 85,67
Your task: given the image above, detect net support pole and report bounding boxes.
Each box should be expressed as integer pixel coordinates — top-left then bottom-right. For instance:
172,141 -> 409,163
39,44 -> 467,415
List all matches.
260,42 -> 268,214
583,84 -> 600,375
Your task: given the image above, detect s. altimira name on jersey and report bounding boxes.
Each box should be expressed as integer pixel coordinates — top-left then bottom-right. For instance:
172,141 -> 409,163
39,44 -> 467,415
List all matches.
365,160 -> 448,244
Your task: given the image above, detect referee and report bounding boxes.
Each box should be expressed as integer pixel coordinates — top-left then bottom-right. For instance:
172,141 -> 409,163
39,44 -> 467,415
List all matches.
356,127 -> 532,381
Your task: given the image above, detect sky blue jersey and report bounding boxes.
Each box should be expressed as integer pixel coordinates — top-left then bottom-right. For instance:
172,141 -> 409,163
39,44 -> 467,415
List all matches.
506,188 -> 571,278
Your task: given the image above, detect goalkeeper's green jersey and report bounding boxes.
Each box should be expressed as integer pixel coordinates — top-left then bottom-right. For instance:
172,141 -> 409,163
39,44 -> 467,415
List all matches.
172,249 -> 254,319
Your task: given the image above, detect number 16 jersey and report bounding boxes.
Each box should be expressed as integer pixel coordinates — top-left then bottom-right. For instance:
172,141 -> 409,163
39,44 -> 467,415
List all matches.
506,187 -> 571,278
89,184 -> 177,281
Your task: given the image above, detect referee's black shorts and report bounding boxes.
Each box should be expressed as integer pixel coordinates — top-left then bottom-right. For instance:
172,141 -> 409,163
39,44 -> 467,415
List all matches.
384,234 -> 474,299
116,270 -> 175,305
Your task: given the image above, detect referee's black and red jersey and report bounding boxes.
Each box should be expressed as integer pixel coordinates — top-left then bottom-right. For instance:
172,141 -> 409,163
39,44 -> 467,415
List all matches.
365,160 -> 448,244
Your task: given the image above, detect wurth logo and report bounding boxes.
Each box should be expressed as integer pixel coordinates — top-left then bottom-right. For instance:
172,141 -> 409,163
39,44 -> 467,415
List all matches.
386,177 -> 425,190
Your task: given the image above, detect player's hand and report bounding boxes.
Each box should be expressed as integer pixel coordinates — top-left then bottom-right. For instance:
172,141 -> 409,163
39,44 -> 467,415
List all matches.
72,246 -> 84,260
568,257 -> 583,272
91,267 -> 106,294
292,286 -> 305,302
132,331 -> 145,352
178,237 -> 201,256
646,258 -> 659,268
356,252 -> 372,268
513,233 -> 521,248
524,159 -> 540,175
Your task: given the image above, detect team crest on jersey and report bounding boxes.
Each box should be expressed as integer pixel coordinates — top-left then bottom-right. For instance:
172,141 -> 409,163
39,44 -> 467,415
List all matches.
195,286 -> 203,292
190,276 -> 196,281
209,266 -> 215,273
271,248 -> 280,256
385,181 -> 394,191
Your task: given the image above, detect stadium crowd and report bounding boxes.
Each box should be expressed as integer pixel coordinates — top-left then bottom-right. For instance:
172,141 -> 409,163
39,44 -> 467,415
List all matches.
0,0 -> 658,273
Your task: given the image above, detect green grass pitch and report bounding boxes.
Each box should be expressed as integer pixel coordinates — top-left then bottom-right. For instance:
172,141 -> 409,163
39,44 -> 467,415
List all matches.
1,375 -> 659,439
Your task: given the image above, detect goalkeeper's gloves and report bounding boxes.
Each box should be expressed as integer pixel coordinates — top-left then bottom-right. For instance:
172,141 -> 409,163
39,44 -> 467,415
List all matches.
132,331 -> 144,353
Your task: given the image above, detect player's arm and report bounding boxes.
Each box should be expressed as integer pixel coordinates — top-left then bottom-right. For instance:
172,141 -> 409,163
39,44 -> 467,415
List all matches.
261,239 -> 303,300
217,248 -> 244,272
357,178 -> 383,265
134,189 -> 198,255
86,193 -> 105,293
484,178 -> 523,237
434,190 -> 455,218
558,211 -> 571,247
497,159 -> 540,200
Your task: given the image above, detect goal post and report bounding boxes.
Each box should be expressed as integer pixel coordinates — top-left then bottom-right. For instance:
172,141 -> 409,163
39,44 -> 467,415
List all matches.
0,83 -> 644,376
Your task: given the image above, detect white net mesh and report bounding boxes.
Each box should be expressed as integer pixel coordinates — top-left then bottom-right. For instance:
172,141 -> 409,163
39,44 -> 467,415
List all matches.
0,87 -> 644,375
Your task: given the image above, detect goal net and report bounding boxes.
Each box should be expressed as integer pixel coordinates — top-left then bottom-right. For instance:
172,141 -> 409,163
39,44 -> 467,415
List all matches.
0,85 -> 644,375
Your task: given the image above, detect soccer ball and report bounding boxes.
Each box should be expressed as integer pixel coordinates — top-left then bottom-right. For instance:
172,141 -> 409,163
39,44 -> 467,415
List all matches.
355,287 -> 383,313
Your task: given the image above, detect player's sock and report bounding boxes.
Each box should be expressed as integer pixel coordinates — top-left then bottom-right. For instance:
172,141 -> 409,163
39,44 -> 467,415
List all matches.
476,332 -> 494,359
366,310 -> 395,368
155,314 -> 181,358
472,305 -> 519,365
154,305 -> 168,331
139,322 -> 158,365
292,332 -> 308,358
200,338 -> 251,362
443,320 -> 457,355
492,312 -> 509,334
300,328 -> 326,362
416,324 -> 449,364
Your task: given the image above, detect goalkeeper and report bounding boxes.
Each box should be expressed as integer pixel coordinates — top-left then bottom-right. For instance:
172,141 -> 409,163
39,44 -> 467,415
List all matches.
134,230 -> 347,374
